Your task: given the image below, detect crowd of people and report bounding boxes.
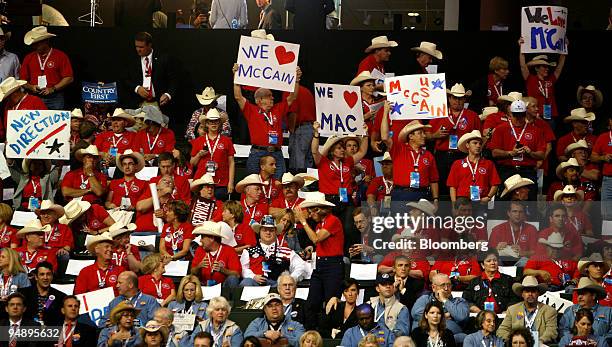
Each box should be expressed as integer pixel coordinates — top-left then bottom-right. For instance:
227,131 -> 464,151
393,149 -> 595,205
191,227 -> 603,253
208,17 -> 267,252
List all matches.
0,22 -> 610,347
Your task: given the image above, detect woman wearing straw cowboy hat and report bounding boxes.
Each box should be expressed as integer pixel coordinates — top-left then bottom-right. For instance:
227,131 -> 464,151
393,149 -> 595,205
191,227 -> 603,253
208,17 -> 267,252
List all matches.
357,36 -> 398,76
408,41 -> 443,74
98,302 -> 142,347
139,320 -> 169,347
106,150 -> 147,211
572,253 -> 612,305
94,108 -> 137,162
524,231 -> 579,291
15,223 -> 57,273
0,76 -> 47,140
577,85 -> 603,113
350,71 -> 384,133
186,86 -> 231,140
108,221 -> 142,273
21,26 -> 73,110
7,155 -> 60,212
556,108 -> 597,162
73,232 -> 124,295
554,185 -> 593,237
61,144 -> 108,204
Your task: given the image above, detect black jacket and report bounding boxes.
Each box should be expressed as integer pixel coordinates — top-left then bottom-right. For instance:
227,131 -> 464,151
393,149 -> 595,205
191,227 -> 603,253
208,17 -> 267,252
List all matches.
319,301 -> 358,339
64,321 -> 98,347
18,286 -> 66,326
286,298 -> 309,329
125,50 -> 179,108
0,318 -> 42,347
258,5 -> 282,29
462,273 -> 518,312
397,277 -> 426,311
410,328 -> 456,347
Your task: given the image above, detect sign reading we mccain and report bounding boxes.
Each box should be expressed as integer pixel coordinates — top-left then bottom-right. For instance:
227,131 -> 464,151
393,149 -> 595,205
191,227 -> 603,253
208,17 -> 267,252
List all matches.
384,73 -> 448,120
6,110 -> 70,160
235,35 -> 300,92
82,82 -> 118,104
521,6 -> 568,54
314,83 -> 365,137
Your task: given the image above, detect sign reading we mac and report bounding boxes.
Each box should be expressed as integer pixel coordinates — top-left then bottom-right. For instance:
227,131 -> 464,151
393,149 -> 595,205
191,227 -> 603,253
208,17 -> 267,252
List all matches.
6,110 -> 70,160
315,83 -> 365,137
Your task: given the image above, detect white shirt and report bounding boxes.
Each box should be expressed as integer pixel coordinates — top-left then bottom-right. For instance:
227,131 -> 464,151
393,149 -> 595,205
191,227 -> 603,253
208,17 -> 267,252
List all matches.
240,242 -> 307,281
136,50 -> 171,100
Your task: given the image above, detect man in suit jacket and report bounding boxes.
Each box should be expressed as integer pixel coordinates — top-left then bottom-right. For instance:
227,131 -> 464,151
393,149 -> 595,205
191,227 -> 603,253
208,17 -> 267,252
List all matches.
19,261 -> 66,326
497,276 -> 558,345
1,292 -> 39,347
56,295 -> 97,347
256,0 -> 281,29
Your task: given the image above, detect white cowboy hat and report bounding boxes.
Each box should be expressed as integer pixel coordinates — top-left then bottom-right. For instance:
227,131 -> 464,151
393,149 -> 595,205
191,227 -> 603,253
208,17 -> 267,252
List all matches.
281,172 -> 304,189
75,144 -> 100,162
446,83 -> 472,98
391,229 -> 423,242
406,199 -> 436,217
195,87 -> 222,106
365,36 -> 398,53
573,277 -> 607,299
0,77 -> 26,102
110,108 -> 136,127
139,320 -> 169,343
538,232 -> 564,249
192,221 -> 223,238
126,108 -> 146,119
116,150 -> 145,173
512,276 -> 548,296
498,91 -> 523,103
295,173 -> 318,186
35,200 -> 65,217
350,71 -> 377,86
410,41 -> 442,60
198,108 -> 222,124
58,199 -> 92,225
24,26 -> 56,45
21,158 -> 52,174
218,221 -> 237,247
190,173 -> 216,191
141,105 -> 168,125
577,85 -> 603,108
379,152 -> 392,162
108,221 -> 137,238
500,174 -> 534,198
458,130 -> 483,153
479,107 -> 498,121
86,232 -> 115,254
299,192 -> 336,208
71,108 -> 84,119
251,214 -> 283,234
527,54 -> 557,67
564,108 -> 596,123
17,221 -> 51,237
319,135 -> 356,157
555,158 -> 582,179
398,120 -> 431,143
565,139 -> 589,156
235,174 -> 268,194
578,253 -> 610,274
251,29 -> 275,41
553,185 -> 585,202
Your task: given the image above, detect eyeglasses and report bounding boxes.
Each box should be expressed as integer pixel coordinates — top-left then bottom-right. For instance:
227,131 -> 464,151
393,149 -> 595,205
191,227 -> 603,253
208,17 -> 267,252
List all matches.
436,283 -> 452,288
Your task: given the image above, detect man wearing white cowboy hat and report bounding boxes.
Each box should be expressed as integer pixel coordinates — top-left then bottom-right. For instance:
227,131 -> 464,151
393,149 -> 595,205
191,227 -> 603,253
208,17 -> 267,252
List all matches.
190,173 -> 224,226
15,223 -> 57,273
559,277 -> 612,341
564,139 -> 597,180
94,108 -> 137,161
186,86 -> 231,140
239,214 -> 306,287
191,221 -> 241,287
497,276 -> 558,344
209,0 -> 248,29
133,105 -> 175,158
447,130 -> 500,205
537,204 -> 584,261
0,26 -> 19,83
59,198 -> 114,251
21,26 -> 73,110
556,107 -> 596,162
106,150 -> 147,211
269,172 -> 305,218
358,35 -> 398,76
108,221 -> 142,272
519,36 -> 567,120
553,185 -> 593,237
524,231 -> 579,291
74,232 -> 124,295
236,174 -> 270,225
577,84 -> 603,113
0,76 -> 47,141
61,144 -> 107,204
482,91 -> 523,141
408,41 -> 442,74
366,152 -> 393,206
69,108 -> 84,148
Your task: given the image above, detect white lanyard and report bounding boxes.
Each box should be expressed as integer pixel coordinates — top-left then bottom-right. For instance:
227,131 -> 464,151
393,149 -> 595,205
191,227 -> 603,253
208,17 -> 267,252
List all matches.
243,202 -> 257,221
492,81 -> 503,99
261,111 -> 274,126
508,120 -> 528,143
13,94 -> 27,110
207,245 -> 223,272
373,304 -> 385,323
129,292 -> 143,306
447,109 -> 464,130
183,303 -> 194,315
510,224 -> 522,246
537,80 -> 549,100
80,175 -> 89,188
330,160 -> 344,183
410,149 -> 422,170
152,277 -> 163,298
171,226 -> 183,251
0,275 -> 13,296
111,134 -> 123,148
24,251 -> 37,264
268,322 -> 284,332
62,322 -> 75,343
465,158 -> 480,182
37,48 -> 53,72
284,198 -> 299,210
97,267 -> 110,287
44,226 -> 56,244
359,327 -> 367,338
147,129 -> 162,151
30,178 -> 39,195
284,303 -> 292,317
260,176 -> 273,199
0,226 -> 8,243
524,307 -> 539,329
552,259 -> 564,270
568,216 -> 580,231
277,234 -> 286,247
210,322 -> 225,347
123,179 -> 134,197
609,131 -> 612,145
114,251 -> 126,267
383,178 -> 393,195
206,134 -> 220,160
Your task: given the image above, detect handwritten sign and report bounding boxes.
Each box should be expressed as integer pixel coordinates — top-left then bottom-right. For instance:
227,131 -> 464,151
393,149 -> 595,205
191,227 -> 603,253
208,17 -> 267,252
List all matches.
6,110 -> 70,160
314,83 -> 365,136
384,73 -> 448,120
82,82 -> 118,104
75,287 -> 115,326
235,35 -> 300,92
521,6 -> 568,54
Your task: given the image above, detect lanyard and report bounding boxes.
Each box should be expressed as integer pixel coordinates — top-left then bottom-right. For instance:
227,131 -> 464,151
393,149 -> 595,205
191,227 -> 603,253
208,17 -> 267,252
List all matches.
284,303 -> 292,317
373,304 -> 385,323
97,267 -> 111,287
0,275 -> 13,296
510,224 -> 522,245
330,160 -> 344,183
508,120 -> 528,143
524,307 -> 539,329
277,234 -> 286,247
183,303 -> 194,315
13,94 -> 27,110
410,149 -> 422,171
537,80 -> 549,100
206,134 -> 221,160
30,178 -> 40,195
609,131 -> 612,145
268,322 -> 284,332
123,179 -> 135,197
383,178 -> 393,195
44,225 -> 56,244
552,259 -> 565,270
243,202 -> 257,221
170,226 -> 183,251
111,134 -> 124,148
207,245 -> 223,273
80,175 -> 89,188
37,48 -> 53,72
284,198 -> 299,210
447,109 -> 464,130
147,129 -> 162,151
24,250 -> 37,264
114,251 -> 126,267
492,81 -> 503,99
568,216 -> 580,231
261,110 -> 274,126
359,327 -> 367,338
0,225 -> 8,241
62,322 -> 75,343
464,158 -> 480,183
152,277 -> 163,298
260,175 -> 273,199
210,322 -> 225,347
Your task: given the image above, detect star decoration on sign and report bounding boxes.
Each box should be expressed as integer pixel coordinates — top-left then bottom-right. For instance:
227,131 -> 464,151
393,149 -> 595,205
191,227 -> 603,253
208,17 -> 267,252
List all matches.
432,79 -> 445,90
391,102 -> 404,115
46,138 -> 63,155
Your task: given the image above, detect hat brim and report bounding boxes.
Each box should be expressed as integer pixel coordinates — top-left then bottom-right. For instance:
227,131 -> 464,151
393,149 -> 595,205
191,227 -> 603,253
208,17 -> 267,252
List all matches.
405,202 -> 435,217
565,143 -> 589,156
527,60 -> 557,67
577,87 -> 603,108
573,285 -> 607,299
190,179 -> 216,191
140,326 -> 169,342
86,239 -> 115,255
398,123 -> 431,143
0,80 -> 27,102
252,224 -> 283,234
196,94 -> 221,106
320,136 -> 346,157
35,205 -> 65,217
299,200 -> 336,208
110,306 -> 142,325
350,75 -> 377,86
553,189 -> 585,202
512,283 -> 548,297
578,260 -> 610,274
365,41 -> 398,54
458,135 -> 482,153
446,90 -> 473,98
410,47 -> 443,60
564,115 -> 595,123
235,180 -> 267,194
500,179 -> 534,198
110,114 -> 136,127
538,238 -> 564,249
555,162 -> 582,180
282,177 -> 305,189
59,201 -> 92,225
75,150 -> 99,162
116,152 -> 145,173
24,32 -> 56,46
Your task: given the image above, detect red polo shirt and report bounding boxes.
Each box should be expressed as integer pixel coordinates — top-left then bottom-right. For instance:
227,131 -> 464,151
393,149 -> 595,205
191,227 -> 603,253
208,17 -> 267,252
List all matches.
270,196 -> 304,210
356,158 -> 375,177
109,177 -> 148,207
242,100 -> 288,147
61,168 -> 108,203
427,109 -> 482,151
483,112 -> 508,134
139,274 -> 175,300
21,177 -> 43,210
524,255 -> 578,286
546,181 -> 596,202
566,210 -> 593,236
233,223 -> 257,249
240,176 -> 281,204
366,176 -> 393,201
43,223 -> 74,251
489,121 -> 546,167
431,257 -> 482,279
446,157 -> 500,199
133,128 -> 176,155
20,48 -> 73,88
283,85 -> 316,124
525,74 -> 558,118
0,226 -> 18,249
74,263 -> 125,295
1,94 -> 48,141
16,247 -> 57,273
111,245 -> 141,268
379,251 -> 430,278
318,156 -> 355,195
85,204 -> 111,232
390,144 -> 438,187
315,214 -> 344,257
357,54 -> 384,75
192,244 -> 241,284
488,222 -> 538,252
537,227 -> 584,260
240,200 -> 268,224
487,74 -> 503,105
190,135 -> 235,186
94,131 -> 136,154
161,222 -> 194,256
592,132 -> 612,176
555,132 -> 596,158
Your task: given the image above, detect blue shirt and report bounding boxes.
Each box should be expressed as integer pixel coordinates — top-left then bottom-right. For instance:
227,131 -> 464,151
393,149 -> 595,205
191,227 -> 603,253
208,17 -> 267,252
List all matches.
411,292 -> 469,335
244,317 -> 305,347
97,326 -> 141,347
187,319 -> 244,347
463,331 -> 504,347
0,50 -> 20,82
560,304 -> 612,340
372,300 -> 411,336
341,324 -> 395,347
98,291 -> 160,328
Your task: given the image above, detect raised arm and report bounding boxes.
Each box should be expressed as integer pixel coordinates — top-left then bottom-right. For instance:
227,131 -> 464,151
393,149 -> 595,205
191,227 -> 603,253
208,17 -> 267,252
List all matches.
518,37 -> 529,80
311,122 -> 322,166
286,67 -> 302,107
554,51 -> 567,80
350,125 -> 369,162
380,101 -> 393,149
232,63 -> 247,111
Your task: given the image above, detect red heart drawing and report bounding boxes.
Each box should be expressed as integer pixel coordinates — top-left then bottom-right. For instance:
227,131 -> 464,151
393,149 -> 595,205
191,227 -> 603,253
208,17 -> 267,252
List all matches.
275,46 -> 295,65
343,91 -> 358,108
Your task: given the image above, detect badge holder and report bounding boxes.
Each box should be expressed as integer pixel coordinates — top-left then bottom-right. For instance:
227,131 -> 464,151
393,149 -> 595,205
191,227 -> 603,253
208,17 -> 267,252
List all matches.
448,135 -> 458,150
206,161 -> 217,177
484,301 -> 495,311
410,172 -> 420,188
512,154 -> 524,162
28,197 -> 40,211
339,188 -> 349,203
109,147 -> 118,157
120,197 -> 132,210
543,104 -> 552,120
37,75 -> 48,89
469,185 -> 481,202
268,132 -> 278,145
383,196 -> 392,210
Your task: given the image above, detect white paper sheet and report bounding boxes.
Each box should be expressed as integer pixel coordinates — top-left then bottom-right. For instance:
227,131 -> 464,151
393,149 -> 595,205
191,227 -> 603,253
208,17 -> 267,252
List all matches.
136,167 -> 159,181
306,168 -> 319,180
107,166 -> 116,178
240,285 -> 270,301
349,263 -> 378,280
425,65 -> 438,74
201,283 -> 222,301
131,235 -> 156,247
499,266 -> 517,277
603,220 -> 612,236
0,149 -> 10,180
51,283 -> 75,296
173,313 -> 196,333
295,287 -> 309,300
164,260 -> 189,277
451,291 -> 462,299
66,259 -> 94,276
10,211 -> 37,227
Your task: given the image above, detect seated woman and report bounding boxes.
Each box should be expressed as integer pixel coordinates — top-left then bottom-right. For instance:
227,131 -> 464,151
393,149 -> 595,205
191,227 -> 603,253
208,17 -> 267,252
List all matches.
138,253 -> 176,307
463,310 -> 504,347
506,327 -> 535,347
222,200 -> 256,254
168,275 -> 208,321
0,203 -> 18,249
186,296 -> 243,346
135,174 -> 177,232
8,158 -> 60,212
0,248 -> 31,298
98,302 -> 142,347
160,200 -> 194,262
409,301 -> 456,347
275,210 -> 304,254
138,320 -> 169,347
319,278 -> 359,339
559,308 -> 608,346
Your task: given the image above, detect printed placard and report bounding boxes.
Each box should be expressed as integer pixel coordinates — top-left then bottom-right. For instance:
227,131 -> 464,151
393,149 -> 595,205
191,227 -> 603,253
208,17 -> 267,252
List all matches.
82,82 -> 118,104
75,287 -> 115,326
384,73 -> 448,120
6,110 -> 70,159
314,83 -> 365,136
521,6 -> 568,54
235,35 -> 300,92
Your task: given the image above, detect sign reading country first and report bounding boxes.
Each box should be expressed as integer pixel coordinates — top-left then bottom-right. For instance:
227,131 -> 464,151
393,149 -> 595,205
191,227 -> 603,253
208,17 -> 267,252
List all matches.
235,35 -> 300,92
384,73 -> 448,120
6,110 -> 70,160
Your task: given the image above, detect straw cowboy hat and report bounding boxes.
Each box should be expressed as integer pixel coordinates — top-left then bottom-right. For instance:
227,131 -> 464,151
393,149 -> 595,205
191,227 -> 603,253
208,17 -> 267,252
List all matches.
58,199 -> 92,225
109,302 -> 141,325
378,152 -> 392,163
564,108 -> 596,123
446,83 -> 472,98
498,91 -> 523,103
192,221 -> 223,238
218,221 -> 237,247
251,29 -> 275,41
116,150 -> 145,173
24,26 -> 56,45
35,200 -> 65,217
71,108 -> 84,119
299,192 -> 336,208
281,172 -> 304,189
251,215 -> 283,234
512,276 -> 548,297
577,85 -> 603,108
527,54 -> 557,67
110,108 -> 136,127
350,71 -> 377,86
139,320 -> 169,342
578,253 -> 610,274
406,199 -> 436,217
235,174 -> 268,194
21,158 -> 52,174
17,221 -> 51,237
479,107 -> 498,121
108,221 -> 137,238
538,232 -> 565,249
0,77 -> 26,102
190,173 -> 215,191
198,108 -> 222,123
565,139 -> 589,157
75,145 -> 100,162
410,41 -> 442,60
500,174 -> 534,198
553,185 -> 585,202
391,229 -> 423,242
458,130 -> 483,153
85,232 -> 115,254
555,158 -> 582,179
573,277 -> 607,299
365,36 -> 398,53
320,135 -> 351,157
295,173 -> 318,187
196,87 -> 222,106
398,120 -> 431,143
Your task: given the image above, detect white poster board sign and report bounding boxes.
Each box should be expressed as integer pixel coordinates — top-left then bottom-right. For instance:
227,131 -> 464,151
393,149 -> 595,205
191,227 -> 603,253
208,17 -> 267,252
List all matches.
6,110 -> 70,159
521,6 -> 568,54
384,74 -> 448,120
315,83 -> 365,136
75,287 -> 115,326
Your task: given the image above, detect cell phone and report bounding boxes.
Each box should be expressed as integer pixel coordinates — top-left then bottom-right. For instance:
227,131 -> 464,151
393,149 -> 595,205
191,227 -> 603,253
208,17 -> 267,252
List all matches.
515,142 -> 523,149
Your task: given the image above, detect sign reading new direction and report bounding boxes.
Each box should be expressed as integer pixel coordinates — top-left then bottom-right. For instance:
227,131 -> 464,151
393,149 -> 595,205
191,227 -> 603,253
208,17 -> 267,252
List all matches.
521,6 -> 568,54
235,35 -> 300,92
6,110 -> 70,160
384,73 -> 448,120
314,83 -> 365,137
82,82 -> 118,104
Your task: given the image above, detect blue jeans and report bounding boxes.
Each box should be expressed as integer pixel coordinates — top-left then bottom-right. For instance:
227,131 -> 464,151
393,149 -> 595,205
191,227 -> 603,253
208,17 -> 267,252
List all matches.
307,257 -> 344,318
221,275 -> 240,288
240,277 -> 277,287
288,123 -> 314,172
246,148 -> 285,180
602,176 -> 612,220
41,92 -> 65,110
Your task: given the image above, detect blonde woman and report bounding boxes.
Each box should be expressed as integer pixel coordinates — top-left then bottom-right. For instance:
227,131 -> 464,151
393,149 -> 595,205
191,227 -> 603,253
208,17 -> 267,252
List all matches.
138,253 -> 176,307
168,275 -> 208,320
300,330 -> 323,347
187,296 -> 243,346
0,248 -> 30,298
0,203 -> 18,249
